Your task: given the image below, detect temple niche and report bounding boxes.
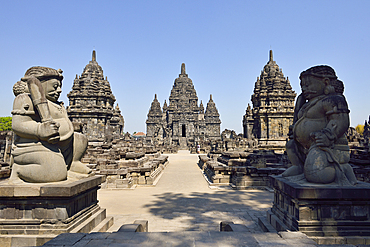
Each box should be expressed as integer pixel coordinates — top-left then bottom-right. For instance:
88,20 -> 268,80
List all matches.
243,50 -> 296,149
146,63 -> 221,149
67,50 -> 124,143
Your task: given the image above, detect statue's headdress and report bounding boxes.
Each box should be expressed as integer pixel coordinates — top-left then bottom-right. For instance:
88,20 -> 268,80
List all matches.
300,65 -> 344,95
13,67 -> 63,96
300,65 -> 337,79
24,67 -> 63,81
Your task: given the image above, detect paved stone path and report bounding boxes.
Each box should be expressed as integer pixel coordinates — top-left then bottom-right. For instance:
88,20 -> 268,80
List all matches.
43,151 -> 357,246
98,150 -> 273,232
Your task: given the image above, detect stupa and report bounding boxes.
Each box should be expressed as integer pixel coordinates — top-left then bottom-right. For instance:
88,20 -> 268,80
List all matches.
67,50 -> 124,143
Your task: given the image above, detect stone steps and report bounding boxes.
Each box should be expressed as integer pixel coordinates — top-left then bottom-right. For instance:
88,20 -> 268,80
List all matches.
91,216 -> 114,233
41,230 -> 321,247
70,207 -> 108,234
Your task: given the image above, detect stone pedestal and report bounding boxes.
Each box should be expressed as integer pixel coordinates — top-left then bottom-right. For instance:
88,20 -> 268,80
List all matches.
268,175 -> 370,245
0,176 -> 113,246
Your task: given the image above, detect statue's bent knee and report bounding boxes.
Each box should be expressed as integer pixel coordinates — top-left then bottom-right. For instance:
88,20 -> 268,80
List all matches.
13,151 -> 67,183
304,147 -> 335,184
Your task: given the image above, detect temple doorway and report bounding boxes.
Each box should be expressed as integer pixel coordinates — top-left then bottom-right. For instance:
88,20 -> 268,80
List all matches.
182,124 -> 186,137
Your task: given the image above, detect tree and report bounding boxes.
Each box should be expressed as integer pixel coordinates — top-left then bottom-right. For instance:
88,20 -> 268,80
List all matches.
0,117 -> 12,131
355,124 -> 364,135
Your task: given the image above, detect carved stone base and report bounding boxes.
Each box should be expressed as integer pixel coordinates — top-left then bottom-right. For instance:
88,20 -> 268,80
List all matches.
0,176 -> 112,246
268,175 -> 370,244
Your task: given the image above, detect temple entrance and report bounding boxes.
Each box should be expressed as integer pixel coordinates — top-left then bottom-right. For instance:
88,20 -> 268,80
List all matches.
182,124 -> 186,137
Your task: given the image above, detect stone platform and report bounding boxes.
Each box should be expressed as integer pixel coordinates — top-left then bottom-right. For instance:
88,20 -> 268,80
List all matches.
0,175 -> 113,247
268,175 -> 370,245
41,220 -> 319,247
40,230 -> 320,247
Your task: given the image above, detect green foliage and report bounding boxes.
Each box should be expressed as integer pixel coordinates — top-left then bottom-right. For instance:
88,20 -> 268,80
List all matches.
0,117 -> 12,131
356,124 -> 364,135
133,132 -> 137,135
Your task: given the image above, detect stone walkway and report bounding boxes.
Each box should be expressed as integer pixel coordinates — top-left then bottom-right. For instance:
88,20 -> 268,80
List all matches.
98,150 -> 273,232
43,151 -> 358,246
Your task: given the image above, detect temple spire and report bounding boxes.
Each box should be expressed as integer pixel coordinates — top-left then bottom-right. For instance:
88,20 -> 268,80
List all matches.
269,50 -> 273,62
92,50 -> 96,62
181,63 -> 186,75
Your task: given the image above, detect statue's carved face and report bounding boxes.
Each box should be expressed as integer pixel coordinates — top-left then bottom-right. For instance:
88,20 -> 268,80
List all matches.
300,75 -> 325,100
42,78 -> 62,102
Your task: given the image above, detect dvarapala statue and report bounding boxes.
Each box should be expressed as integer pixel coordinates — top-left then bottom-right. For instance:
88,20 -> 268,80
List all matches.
10,66 -> 91,183
282,65 -> 357,185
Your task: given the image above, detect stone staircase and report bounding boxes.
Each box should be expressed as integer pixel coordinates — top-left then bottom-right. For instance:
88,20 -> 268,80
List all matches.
179,137 -> 187,150
41,221 -> 323,247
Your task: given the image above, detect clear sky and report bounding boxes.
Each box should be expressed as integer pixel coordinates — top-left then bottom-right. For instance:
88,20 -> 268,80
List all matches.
1,0 -> 369,134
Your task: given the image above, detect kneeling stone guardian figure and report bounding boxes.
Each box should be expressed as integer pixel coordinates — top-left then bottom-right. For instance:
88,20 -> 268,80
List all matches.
282,65 -> 357,185
11,66 -> 91,183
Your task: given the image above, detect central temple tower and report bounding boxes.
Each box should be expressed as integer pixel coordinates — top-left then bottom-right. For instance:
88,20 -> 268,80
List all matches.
146,63 -> 221,148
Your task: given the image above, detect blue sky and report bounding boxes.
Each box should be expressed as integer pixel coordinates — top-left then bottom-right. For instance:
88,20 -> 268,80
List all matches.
1,0 -> 369,134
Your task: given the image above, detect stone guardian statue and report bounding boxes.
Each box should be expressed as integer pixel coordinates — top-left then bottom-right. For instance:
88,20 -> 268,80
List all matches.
282,65 -> 357,185
10,66 -> 91,183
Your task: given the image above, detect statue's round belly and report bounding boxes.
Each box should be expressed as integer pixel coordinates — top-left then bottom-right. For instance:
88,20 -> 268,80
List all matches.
54,118 -> 74,141
294,118 -> 327,148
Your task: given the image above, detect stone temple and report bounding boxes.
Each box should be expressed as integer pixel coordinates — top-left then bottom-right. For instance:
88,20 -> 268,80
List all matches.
243,50 -> 296,149
146,63 -> 221,148
67,51 -> 124,143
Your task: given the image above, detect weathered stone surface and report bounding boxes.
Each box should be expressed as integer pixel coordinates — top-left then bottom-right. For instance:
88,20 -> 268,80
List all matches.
348,115 -> 370,183
146,63 -> 221,149
0,131 -> 12,175
220,129 -> 258,153
126,152 -> 145,159
245,50 -> 296,150
282,65 -> 357,185
0,175 -> 107,244
199,150 -> 287,188
83,137 -> 169,188
11,66 -> 91,183
67,50 -> 124,143
269,175 -> 370,242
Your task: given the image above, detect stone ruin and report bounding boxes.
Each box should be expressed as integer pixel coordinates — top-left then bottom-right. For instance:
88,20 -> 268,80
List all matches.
220,129 -> 258,152
195,127 -> 281,189
67,50 -> 124,144
146,63 -> 221,150
198,149 -> 289,189
346,126 -> 362,145
243,50 -> 296,150
348,115 -> 370,182
188,128 -> 253,155
65,51 -> 171,189
0,130 -> 11,178
82,133 -> 169,188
